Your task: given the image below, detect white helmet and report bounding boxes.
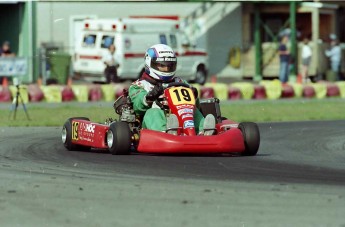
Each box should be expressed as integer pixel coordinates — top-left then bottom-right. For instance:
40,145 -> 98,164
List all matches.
144,44 -> 177,82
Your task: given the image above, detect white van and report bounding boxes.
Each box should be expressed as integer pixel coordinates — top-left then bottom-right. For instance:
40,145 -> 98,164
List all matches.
73,18 -> 208,84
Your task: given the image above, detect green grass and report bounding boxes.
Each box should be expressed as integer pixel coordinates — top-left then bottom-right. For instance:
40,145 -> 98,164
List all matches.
1,98 -> 344,126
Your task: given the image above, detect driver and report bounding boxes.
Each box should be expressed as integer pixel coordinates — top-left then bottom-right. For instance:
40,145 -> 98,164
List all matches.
128,44 -> 215,135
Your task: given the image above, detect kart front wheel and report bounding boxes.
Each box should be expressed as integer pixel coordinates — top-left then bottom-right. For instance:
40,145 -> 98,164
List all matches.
238,122 -> 260,156
107,121 -> 131,155
62,117 -> 91,151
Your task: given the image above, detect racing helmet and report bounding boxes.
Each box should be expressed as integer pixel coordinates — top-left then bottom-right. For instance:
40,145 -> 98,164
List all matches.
144,44 -> 177,82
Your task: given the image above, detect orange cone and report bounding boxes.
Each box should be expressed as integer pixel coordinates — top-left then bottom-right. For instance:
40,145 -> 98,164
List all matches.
67,77 -> 73,87
37,78 -> 42,86
211,75 -> 217,83
2,77 -> 8,87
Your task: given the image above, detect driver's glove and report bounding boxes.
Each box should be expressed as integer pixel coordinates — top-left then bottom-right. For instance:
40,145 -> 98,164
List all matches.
145,83 -> 164,103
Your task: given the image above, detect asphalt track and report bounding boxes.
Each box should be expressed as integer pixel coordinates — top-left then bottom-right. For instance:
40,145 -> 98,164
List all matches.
1,121 -> 345,227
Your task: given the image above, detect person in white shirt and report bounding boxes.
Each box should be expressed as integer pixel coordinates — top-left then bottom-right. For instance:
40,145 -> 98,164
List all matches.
325,35 -> 341,81
102,44 -> 120,83
301,38 -> 312,84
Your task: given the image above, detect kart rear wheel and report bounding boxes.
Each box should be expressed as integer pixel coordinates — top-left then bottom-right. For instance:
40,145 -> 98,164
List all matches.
62,117 -> 91,151
107,121 -> 131,155
238,122 -> 260,156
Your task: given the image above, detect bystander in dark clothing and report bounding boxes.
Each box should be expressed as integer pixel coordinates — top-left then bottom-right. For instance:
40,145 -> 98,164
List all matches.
0,41 -> 15,84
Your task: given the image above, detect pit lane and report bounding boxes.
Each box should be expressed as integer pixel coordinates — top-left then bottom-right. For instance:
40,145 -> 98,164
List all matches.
1,121 -> 345,226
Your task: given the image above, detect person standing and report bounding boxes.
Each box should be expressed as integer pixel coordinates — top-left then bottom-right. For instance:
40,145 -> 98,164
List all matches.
278,35 -> 290,83
0,41 -> 15,57
301,37 -> 312,84
102,44 -> 120,83
325,34 -> 341,81
0,41 -> 16,84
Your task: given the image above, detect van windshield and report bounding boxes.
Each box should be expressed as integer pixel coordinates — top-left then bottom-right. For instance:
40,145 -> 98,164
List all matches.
83,34 -> 97,47
101,35 -> 115,48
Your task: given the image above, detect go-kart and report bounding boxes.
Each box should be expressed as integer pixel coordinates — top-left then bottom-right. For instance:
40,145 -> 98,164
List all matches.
61,82 -> 260,155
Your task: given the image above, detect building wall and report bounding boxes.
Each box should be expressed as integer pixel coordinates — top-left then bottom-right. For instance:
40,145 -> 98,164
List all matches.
204,5 -> 242,76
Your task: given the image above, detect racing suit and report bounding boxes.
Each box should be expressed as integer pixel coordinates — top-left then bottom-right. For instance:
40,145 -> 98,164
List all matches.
129,72 -> 205,133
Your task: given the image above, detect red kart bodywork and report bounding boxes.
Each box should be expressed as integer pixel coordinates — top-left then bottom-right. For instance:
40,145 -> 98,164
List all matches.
70,118 -> 245,154
64,84 -> 259,155
137,127 -> 244,154
70,120 -> 109,149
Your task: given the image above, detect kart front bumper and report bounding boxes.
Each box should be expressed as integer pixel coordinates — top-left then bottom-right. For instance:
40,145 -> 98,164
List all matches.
137,128 -> 245,154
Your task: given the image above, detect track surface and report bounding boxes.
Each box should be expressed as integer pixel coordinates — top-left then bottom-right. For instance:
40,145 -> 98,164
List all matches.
1,121 -> 345,227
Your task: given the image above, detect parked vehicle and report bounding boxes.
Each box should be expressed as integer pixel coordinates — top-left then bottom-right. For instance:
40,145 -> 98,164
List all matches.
73,18 -> 209,84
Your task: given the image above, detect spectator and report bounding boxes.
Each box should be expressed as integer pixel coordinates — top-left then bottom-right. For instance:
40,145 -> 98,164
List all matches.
278,35 -> 290,83
0,41 -> 15,57
325,34 -> 341,81
102,44 -> 120,83
0,41 -> 15,84
301,37 -> 312,84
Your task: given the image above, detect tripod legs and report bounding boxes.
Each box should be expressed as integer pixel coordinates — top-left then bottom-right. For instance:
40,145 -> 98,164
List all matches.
9,89 -> 30,120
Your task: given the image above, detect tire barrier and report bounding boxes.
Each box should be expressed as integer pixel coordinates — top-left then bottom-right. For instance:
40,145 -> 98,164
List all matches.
0,86 -> 11,102
259,80 -> 282,100
1,81 -> 345,103
281,84 -> 295,98
61,87 -> 75,102
228,86 -> 242,100
28,84 -> 44,102
302,85 -> 316,98
253,85 -> 266,100
310,83 -> 327,99
9,85 -> 29,103
335,81 -> 345,98
231,82 -> 254,100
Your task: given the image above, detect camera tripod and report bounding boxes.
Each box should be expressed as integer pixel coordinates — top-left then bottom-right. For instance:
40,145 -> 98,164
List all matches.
9,85 -> 30,120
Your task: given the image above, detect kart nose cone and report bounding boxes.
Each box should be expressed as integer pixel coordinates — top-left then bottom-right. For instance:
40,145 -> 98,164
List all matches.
107,130 -> 114,148
61,126 -> 67,144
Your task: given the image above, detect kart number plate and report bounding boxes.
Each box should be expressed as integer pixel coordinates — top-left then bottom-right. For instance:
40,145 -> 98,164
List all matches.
72,121 -> 79,140
169,87 -> 195,105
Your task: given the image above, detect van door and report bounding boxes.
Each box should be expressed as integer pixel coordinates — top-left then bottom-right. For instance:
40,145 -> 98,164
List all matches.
170,33 -> 192,79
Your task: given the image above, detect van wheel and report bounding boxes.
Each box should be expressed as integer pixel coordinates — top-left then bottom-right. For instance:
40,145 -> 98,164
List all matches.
194,67 -> 207,85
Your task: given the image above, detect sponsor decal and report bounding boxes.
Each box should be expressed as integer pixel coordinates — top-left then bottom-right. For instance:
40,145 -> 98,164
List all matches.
159,51 -> 174,54
72,121 -> 79,140
156,57 -> 176,62
78,122 -> 95,140
182,114 -> 193,119
183,120 -> 194,129
178,108 -> 193,116
176,104 -> 194,109
80,123 -> 95,133
79,136 -> 94,143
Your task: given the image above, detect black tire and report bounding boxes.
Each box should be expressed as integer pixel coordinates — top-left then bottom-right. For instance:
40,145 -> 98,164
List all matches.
238,122 -> 260,156
107,121 -> 132,155
194,66 -> 207,85
62,117 -> 91,151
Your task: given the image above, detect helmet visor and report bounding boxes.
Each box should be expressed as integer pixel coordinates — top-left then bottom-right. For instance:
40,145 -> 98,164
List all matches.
151,57 -> 177,73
